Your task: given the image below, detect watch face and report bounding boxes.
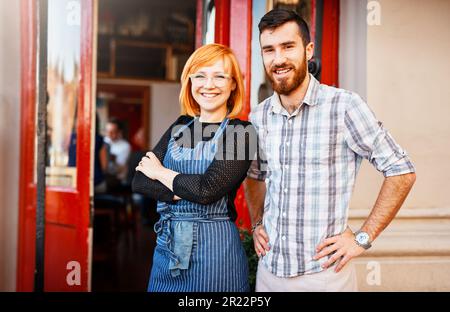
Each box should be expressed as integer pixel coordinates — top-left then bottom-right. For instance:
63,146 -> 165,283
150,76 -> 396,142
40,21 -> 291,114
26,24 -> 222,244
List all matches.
356,232 -> 370,245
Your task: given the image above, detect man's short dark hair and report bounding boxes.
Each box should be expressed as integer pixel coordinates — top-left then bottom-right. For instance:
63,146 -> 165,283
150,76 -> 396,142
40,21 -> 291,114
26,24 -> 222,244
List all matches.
108,118 -> 123,131
258,9 -> 311,47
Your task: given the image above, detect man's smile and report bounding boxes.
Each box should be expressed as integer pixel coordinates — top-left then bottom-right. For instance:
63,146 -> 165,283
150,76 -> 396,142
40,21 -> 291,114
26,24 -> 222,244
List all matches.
273,67 -> 293,79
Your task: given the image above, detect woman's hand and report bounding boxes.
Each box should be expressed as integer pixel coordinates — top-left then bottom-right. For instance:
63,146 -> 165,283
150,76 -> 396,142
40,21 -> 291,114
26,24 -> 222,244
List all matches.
135,152 -> 163,180
136,151 -> 179,192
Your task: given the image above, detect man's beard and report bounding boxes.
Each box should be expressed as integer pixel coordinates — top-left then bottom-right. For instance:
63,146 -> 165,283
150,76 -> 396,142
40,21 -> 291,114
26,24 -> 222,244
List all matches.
266,57 -> 308,95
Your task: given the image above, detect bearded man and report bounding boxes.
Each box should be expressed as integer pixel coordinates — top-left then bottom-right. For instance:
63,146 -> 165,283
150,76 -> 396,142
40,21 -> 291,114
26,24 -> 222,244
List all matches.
244,9 -> 416,292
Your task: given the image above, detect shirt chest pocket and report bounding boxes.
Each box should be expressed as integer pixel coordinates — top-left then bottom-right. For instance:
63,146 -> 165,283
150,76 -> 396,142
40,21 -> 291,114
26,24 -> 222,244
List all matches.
304,133 -> 341,167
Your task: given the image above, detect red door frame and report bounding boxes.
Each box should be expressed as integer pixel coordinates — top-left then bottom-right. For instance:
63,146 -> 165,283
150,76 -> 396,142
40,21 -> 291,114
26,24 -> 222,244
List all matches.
17,0 -> 37,291
213,0 -> 253,231
17,0 -> 95,291
214,0 -> 231,47
321,0 -> 340,87
194,0 -> 253,230
309,0 -> 340,87
228,0 -> 253,230
195,0 -> 203,49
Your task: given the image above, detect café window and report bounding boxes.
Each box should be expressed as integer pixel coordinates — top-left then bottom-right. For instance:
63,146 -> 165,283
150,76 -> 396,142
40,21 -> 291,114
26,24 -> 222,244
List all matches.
39,0 -> 82,188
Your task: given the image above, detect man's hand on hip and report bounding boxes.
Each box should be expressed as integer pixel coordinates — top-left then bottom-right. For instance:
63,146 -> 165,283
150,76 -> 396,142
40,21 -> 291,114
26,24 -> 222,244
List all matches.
313,227 -> 365,273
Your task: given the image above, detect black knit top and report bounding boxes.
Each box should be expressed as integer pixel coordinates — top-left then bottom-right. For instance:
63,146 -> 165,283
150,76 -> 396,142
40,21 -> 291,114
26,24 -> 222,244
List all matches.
131,115 -> 257,221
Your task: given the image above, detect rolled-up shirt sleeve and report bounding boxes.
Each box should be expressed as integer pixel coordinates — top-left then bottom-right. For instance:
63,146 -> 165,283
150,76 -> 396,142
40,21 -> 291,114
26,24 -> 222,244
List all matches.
344,93 -> 416,177
247,150 -> 267,181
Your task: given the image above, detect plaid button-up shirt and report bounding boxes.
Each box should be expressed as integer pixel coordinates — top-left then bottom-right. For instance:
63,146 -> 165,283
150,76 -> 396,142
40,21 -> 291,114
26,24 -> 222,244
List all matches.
248,74 -> 415,277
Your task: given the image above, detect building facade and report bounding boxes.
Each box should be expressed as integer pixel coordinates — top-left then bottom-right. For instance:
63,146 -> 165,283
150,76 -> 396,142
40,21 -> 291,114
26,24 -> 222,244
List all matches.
1,0 -> 449,291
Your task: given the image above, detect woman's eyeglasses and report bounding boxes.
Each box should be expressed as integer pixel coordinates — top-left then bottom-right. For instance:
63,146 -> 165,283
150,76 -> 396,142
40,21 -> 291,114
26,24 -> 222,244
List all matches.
189,73 -> 232,87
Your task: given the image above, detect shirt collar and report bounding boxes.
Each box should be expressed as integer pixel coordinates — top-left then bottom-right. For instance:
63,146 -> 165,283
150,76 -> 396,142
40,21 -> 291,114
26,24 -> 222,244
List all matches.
270,73 -> 320,115
303,74 -> 320,106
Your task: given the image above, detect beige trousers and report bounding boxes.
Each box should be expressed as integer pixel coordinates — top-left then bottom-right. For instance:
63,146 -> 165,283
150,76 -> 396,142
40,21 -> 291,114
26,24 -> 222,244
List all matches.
255,260 -> 358,292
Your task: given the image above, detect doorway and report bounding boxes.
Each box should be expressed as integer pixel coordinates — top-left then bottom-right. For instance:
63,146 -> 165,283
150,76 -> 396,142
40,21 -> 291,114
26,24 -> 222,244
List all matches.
91,0 -> 197,291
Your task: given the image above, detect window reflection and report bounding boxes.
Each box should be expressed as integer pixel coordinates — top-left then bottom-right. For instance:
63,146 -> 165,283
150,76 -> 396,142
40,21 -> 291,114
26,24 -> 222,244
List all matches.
44,0 -> 81,188
273,0 -> 312,26
203,0 -> 215,44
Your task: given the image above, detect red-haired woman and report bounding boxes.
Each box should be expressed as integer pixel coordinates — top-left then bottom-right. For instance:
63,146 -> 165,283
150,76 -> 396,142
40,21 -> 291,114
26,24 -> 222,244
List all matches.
132,43 -> 257,292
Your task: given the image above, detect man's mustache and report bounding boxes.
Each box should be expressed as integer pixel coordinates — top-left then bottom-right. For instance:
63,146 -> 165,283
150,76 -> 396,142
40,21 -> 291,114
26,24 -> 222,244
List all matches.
270,63 -> 295,72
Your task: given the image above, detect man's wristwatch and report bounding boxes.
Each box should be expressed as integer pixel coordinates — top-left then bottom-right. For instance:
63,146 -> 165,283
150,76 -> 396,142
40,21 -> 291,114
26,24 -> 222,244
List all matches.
354,230 -> 372,250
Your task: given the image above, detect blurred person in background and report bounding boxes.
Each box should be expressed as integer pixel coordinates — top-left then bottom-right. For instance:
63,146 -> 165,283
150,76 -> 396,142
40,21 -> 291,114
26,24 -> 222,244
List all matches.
104,118 -> 131,190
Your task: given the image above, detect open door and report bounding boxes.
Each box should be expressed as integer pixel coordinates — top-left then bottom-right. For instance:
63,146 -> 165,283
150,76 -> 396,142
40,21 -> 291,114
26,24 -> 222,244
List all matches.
17,0 -> 96,291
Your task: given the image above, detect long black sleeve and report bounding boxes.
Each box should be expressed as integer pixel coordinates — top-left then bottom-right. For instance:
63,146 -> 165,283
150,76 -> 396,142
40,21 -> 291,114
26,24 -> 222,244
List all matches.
172,120 -> 257,205
131,116 -> 188,202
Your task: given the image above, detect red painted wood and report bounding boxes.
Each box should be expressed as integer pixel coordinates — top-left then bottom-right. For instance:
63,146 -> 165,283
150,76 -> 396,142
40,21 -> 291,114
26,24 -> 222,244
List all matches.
230,0 -> 252,121
17,0 -> 37,292
195,0 -> 203,49
214,0 -> 230,46
72,0 -> 94,291
310,0 -> 316,42
195,0 -> 252,231
108,100 -> 143,151
44,224 -> 84,291
321,0 -> 340,87
17,0 -> 94,291
229,0 -> 252,231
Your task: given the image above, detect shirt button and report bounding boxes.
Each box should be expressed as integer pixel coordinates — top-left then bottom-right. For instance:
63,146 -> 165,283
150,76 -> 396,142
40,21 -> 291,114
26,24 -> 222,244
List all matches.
283,188 -> 288,193
286,142 -> 290,146
282,236 -> 286,241
285,165 -> 289,170
288,119 -> 293,124
282,212 -> 286,217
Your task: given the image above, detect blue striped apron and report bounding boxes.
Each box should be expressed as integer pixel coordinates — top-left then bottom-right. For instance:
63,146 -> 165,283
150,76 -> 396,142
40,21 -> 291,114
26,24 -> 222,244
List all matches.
148,117 -> 249,292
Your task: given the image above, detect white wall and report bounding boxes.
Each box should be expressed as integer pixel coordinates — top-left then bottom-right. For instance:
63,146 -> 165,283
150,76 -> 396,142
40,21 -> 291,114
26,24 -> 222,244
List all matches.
351,0 -> 450,210
149,82 -> 182,148
250,0 -> 267,108
0,0 -> 21,291
339,0 -> 367,99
